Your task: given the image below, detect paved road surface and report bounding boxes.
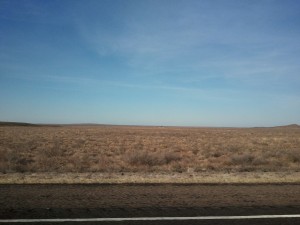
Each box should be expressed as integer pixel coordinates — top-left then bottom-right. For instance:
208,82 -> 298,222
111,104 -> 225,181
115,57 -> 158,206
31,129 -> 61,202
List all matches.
1,184 -> 300,224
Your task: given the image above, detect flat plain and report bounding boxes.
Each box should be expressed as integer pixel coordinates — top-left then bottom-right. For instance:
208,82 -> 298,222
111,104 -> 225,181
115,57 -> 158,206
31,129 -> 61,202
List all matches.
0,124 -> 299,183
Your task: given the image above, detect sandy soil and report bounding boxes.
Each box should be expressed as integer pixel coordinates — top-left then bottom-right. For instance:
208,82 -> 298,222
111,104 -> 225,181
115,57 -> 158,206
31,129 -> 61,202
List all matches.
1,171 -> 300,184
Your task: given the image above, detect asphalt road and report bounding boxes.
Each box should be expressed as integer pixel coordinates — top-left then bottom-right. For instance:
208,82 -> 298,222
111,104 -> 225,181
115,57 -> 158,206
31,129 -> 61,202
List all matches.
1,184 -> 300,224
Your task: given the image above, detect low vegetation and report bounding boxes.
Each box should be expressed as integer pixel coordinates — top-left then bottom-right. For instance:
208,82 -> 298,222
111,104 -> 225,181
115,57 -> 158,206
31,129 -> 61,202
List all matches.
0,125 -> 300,173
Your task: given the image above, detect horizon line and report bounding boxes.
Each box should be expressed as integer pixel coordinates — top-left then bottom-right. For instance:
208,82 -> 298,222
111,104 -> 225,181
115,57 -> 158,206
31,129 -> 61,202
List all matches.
0,121 -> 299,129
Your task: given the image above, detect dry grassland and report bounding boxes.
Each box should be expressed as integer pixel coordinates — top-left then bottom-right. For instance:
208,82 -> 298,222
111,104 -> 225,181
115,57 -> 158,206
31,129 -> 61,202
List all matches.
0,125 -> 299,178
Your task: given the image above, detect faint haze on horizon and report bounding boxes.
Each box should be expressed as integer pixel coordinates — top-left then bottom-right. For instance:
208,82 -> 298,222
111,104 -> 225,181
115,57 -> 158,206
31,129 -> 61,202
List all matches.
1,0 -> 300,127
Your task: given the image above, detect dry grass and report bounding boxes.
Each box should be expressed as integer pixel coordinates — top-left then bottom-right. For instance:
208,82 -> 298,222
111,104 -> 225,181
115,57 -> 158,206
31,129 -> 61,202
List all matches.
0,125 -> 300,174
1,171 -> 300,184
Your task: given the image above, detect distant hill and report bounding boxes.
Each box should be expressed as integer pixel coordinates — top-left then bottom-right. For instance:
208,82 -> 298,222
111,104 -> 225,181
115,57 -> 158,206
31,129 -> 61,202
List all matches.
0,122 -> 107,127
274,124 -> 300,128
0,122 -> 40,127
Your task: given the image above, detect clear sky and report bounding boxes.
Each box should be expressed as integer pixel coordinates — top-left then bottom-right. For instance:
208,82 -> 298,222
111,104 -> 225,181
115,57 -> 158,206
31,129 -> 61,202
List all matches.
1,0 -> 300,127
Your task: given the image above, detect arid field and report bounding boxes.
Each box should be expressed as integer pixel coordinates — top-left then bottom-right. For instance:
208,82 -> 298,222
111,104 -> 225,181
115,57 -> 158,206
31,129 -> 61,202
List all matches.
0,124 -> 300,178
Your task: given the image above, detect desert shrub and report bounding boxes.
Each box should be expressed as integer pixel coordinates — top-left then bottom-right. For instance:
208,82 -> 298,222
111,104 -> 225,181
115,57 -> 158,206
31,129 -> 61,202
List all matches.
43,139 -> 64,158
125,150 -> 180,167
12,158 -> 34,173
237,166 -> 256,172
0,149 -> 8,173
252,157 -> 268,166
211,152 -> 222,158
192,148 -> 199,155
231,153 -> 255,165
32,139 -> 67,172
286,149 -> 300,163
88,156 -> 111,172
163,151 -> 181,163
71,154 -> 90,172
0,148 -> 34,173
125,150 -> 162,166
6,149 -> 21,172
227,145 -> 243,152
171,164 -> 185,173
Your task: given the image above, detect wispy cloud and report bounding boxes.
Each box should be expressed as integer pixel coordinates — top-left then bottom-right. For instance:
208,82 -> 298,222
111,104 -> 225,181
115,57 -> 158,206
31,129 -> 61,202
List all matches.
74,0 -> 300,89
5,72 -> 299,106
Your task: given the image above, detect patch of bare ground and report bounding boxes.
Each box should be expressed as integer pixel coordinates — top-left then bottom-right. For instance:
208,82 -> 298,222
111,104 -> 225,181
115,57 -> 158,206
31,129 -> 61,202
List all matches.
0,125 -> 299,183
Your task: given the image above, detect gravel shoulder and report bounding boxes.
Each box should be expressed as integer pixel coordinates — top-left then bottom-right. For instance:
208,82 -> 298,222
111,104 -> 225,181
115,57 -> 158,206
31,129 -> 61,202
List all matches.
2,183 -> 300,209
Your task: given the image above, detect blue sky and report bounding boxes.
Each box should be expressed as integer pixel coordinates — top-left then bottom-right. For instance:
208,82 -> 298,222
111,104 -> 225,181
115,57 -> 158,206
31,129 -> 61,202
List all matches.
1,0 -> 300,127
